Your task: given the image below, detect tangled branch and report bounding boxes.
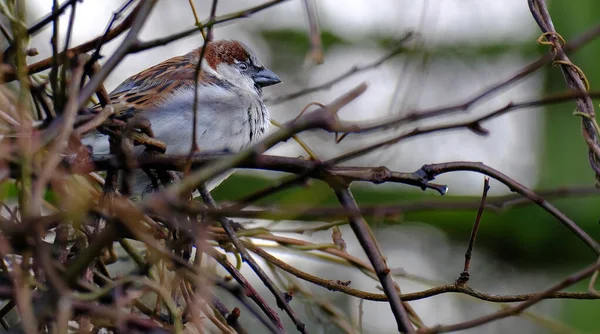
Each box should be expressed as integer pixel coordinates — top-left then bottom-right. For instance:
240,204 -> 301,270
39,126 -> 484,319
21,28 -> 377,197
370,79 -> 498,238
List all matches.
0,1 -> 599,333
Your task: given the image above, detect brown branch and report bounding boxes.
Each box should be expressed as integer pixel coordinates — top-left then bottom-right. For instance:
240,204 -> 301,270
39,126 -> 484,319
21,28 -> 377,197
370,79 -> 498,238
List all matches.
266,33 -> 413,105
204,246 -> 286,334
302,0 -> 323,65
56,0 -> 79,114
157,185 -> 600,222
405,284 -> 600,303
19,1 -> 144,78
457,177 -> 490,285
234,241 -> 600,303
421,260 -> 600,333
87,60 -> 111,107
31,55 -> 85,213
338,89 -> 600,137
322,24 -> 600,137
74,154 -> 599,259
199,188 -> 305,333
334,187 -> 414,333
76,0 -> 157,110
74,106 -> 114,136
128,0 -> 292,54
48,0 -> 61,113
326,90 -> 600,167
79,152 -> 446,194
418,162 -> 600,255
210,229 -> 600,303
190,0 -> 219,154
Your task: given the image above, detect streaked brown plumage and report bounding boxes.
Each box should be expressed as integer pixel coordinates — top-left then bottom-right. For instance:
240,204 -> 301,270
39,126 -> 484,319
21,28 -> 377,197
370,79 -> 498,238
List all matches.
84,40 -> 281,195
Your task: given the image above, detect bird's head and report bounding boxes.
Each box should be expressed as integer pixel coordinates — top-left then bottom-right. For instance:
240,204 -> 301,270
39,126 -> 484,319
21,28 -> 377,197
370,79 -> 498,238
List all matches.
203,40 -> 281,93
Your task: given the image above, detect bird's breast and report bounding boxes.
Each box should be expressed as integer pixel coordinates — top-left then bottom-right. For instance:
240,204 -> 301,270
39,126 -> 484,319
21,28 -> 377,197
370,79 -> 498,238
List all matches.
147,85 -> 270,154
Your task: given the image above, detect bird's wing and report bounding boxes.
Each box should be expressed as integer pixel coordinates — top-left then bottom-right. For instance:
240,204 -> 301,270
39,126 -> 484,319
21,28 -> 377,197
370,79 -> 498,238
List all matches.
100,49 -> 213,118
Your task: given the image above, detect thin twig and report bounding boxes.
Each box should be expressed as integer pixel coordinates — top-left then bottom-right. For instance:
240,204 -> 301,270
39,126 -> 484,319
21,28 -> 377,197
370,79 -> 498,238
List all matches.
58,0 -> 78,111
266,33 -> 412,105
0,19 -> 13,44
236,239 -> 600,303
14,1 -> 144,79
189,0 -> 218,154
31,55 -> 85,215
76,0 -> 157,110
129,0 -> 292,54
457,176 -> 490,285
84,0 -> 137,80
418,162 -> 600,255
302,0 -> 323,65
107,184 -> 600,222
204,246 -> 286,334
49,0 -> 60,113
74,106 -> 114,135
325,90 -> 600,167
200,187 -> 306,333
334,188 -> 414,333
421,260 -> 600,333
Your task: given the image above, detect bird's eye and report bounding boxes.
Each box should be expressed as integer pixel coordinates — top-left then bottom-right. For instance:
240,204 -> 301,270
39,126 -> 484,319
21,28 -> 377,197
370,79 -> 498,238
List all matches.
237,62 -> 249,71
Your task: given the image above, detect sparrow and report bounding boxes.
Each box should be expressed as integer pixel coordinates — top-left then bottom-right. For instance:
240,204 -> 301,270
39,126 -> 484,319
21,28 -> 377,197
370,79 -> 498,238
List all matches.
82,40 -> 281,196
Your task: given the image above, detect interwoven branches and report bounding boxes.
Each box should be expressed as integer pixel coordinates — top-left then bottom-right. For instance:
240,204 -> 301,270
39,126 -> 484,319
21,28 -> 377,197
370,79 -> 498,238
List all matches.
0,1 -> 599,333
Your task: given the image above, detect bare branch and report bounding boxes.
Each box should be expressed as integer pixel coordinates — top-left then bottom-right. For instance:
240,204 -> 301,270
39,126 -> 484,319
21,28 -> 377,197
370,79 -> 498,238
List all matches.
335,188 -> 414,333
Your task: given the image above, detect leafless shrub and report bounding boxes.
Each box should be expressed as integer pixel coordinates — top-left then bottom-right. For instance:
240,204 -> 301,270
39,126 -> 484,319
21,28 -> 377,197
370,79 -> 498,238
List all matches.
0,0 -> 599,333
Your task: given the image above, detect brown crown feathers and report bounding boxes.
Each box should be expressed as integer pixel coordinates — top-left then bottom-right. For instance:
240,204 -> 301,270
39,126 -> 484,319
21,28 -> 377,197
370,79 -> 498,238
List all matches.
95,40 -> 256,118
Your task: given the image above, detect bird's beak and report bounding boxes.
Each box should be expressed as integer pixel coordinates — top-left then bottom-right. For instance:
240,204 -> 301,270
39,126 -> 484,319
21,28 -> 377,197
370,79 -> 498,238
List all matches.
252,67 -> 281,87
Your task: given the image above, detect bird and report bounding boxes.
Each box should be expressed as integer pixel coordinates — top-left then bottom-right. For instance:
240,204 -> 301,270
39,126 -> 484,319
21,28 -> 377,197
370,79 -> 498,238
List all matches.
82,40 -> 281,197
